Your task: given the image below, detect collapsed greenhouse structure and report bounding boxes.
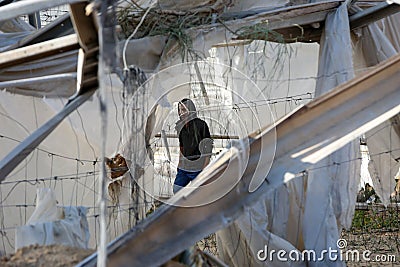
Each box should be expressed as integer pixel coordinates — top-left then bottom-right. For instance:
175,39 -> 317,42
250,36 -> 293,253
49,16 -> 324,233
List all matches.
0,0 -> 400,266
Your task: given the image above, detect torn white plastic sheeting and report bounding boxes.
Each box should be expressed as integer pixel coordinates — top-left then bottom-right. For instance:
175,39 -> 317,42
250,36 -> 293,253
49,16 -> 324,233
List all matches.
359,14 -> 400,67
27,188 -> 63,224
368,134 -> 400,205
379,13 -> 400,52
217,195 -> 306,267
0,89 -> 95,180
15,188 -> 90,250
360,13 -> 400,206
0,78 -> 141,253
303,4 -> 358,267
15,206 -> 90,249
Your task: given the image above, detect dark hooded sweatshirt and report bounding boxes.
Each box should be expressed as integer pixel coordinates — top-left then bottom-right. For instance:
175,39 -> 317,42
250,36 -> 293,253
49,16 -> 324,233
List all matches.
175,100 -> 213,171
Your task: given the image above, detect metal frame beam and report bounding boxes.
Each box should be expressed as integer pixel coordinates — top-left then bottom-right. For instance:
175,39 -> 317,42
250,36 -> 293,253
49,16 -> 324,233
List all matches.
0,0 -> 86,22
350,1 -> 400,30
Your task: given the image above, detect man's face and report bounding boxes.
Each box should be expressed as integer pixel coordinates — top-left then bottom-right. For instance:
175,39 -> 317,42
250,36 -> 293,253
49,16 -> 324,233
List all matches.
178,102 -> 189,120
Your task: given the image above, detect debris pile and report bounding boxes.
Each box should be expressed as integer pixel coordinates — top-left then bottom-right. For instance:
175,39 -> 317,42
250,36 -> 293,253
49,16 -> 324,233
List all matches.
0,244 -> 94,267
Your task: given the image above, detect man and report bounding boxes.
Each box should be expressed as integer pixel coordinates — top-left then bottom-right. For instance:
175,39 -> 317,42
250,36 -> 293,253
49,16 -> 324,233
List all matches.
173,98 -> 213,193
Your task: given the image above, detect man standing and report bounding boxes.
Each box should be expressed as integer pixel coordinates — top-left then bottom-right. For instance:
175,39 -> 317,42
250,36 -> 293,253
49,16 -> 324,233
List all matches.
173,98 -> 213,193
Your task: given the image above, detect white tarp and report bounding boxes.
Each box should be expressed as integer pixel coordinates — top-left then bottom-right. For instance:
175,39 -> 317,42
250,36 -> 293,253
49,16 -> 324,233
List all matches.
120,36 -> 168,73
216,200 -> 305,267
15,187 -> 89,250
302,5 -> 358,267
26,188 -> 63,224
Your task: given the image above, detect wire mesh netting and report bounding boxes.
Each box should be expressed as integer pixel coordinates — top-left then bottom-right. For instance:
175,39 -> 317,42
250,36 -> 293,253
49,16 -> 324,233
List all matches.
19,5 -> 69,27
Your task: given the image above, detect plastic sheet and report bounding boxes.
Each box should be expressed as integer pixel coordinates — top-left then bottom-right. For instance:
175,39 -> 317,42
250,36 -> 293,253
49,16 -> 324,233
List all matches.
217,200 -> 306,267
27,188 -> 63,224
15,188 -> 90,250
303,5 -> 357,267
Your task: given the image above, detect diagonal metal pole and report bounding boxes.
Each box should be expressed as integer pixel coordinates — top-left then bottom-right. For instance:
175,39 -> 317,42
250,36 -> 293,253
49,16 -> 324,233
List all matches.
94,1 -> 117,266
0,89 -> 95,181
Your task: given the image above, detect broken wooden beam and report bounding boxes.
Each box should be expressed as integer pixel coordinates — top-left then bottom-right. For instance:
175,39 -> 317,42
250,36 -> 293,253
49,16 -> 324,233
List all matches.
0,34 -> 79,69
67,2 -> 99,98
350,1 -> 400,30
69,2 -> 98,52
192,0 -> 400,43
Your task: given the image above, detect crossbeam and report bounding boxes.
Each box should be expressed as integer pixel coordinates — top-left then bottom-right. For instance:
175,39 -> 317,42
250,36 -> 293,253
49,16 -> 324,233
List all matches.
0,34 -> 79,69
350,1 -> 400,30
154,133 -> 239,140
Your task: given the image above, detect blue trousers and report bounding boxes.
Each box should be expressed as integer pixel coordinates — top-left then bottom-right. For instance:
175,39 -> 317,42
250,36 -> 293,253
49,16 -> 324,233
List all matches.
173,168 -> 202,194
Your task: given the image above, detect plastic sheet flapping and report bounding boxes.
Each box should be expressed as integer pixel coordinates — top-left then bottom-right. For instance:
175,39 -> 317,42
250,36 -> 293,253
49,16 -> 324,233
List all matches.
302,4 -> 358,267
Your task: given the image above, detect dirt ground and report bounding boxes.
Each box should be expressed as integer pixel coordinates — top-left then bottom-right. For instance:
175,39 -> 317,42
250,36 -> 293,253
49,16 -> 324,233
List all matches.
341,231 -> 400,266
0,244 -> 95,267
1,232 -> 398,266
